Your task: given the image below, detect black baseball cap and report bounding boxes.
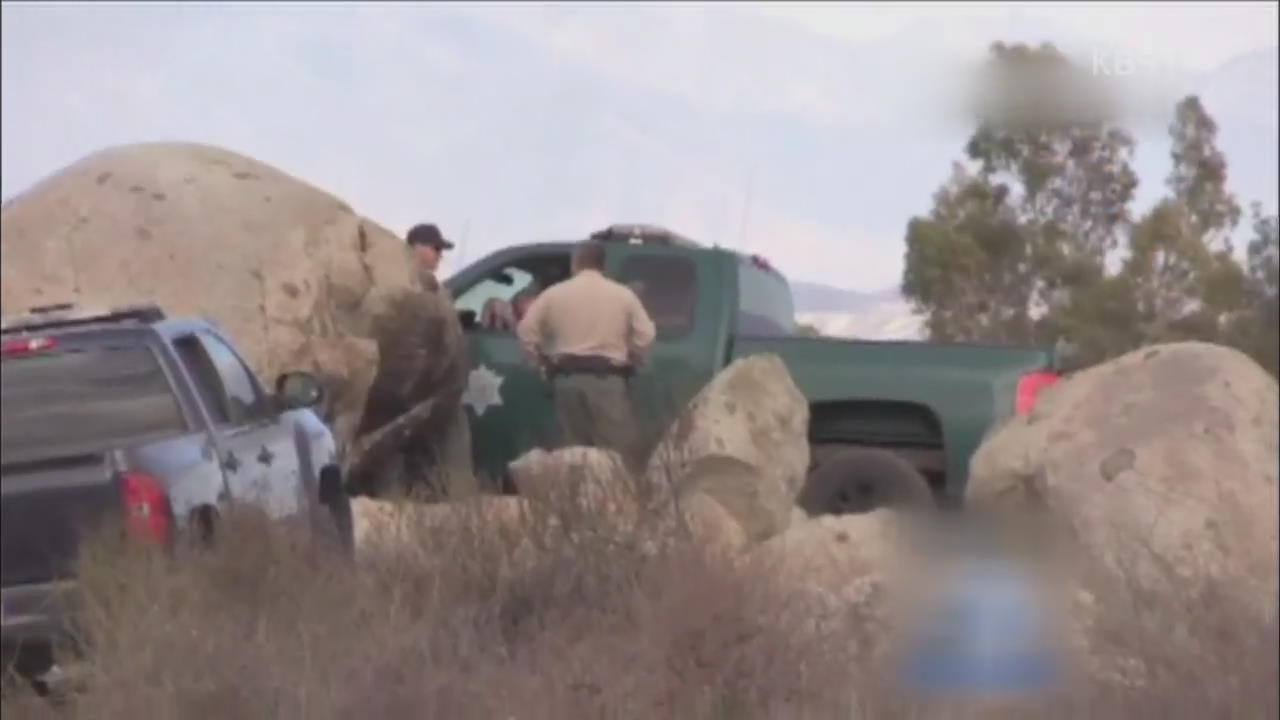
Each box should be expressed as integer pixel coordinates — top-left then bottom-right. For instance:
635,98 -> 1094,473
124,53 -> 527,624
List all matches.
406,223 -> 455,250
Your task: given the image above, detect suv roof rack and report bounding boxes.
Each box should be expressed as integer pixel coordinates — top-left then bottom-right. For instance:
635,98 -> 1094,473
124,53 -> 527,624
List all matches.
588,223 -> 702,248
0,302 -> 167,334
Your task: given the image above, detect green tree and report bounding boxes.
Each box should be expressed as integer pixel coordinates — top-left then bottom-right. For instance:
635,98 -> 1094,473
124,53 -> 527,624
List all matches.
1121,96 -> 1247,348
902,44 -> 1274,375
1168,97 -> 1243,246
902,42 -> 1138,345
902,163 -> 1035,342
1224,206 -> 1279,376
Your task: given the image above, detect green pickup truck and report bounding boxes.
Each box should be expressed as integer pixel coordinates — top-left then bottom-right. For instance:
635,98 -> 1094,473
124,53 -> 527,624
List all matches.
445,224 -> 1060,513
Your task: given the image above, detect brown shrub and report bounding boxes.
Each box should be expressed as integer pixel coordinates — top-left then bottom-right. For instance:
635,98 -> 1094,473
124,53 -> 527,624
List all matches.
2,495 -> 1274,719
2,499 -> 859,719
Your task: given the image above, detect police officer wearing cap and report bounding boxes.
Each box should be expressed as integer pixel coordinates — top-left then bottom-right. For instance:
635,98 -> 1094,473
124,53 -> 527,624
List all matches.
403,221 -> 474,497
406,223 -> 455,293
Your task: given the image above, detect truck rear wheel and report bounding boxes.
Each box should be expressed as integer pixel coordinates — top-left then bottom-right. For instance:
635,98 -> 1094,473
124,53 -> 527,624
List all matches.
797,447 -> 934,516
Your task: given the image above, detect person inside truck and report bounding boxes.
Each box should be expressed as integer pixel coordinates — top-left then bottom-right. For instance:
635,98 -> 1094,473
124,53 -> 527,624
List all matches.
480,283 -> 542,332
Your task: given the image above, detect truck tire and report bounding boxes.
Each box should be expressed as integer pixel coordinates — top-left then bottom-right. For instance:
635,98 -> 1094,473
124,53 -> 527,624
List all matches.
797,447 -> 934,517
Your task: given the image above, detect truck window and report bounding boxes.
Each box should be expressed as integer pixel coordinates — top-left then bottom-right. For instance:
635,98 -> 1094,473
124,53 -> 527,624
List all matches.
455,266 -> 536,318
736,262 -> 796,337
453,253 -> 573,330
1,344 -> 188,465
196,333 -> 272,425
173,335 -> 232,425
616,254 -> 698,339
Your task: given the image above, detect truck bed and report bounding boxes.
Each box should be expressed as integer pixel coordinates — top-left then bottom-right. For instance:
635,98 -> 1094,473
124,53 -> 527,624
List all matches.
731,334 -> 1056,499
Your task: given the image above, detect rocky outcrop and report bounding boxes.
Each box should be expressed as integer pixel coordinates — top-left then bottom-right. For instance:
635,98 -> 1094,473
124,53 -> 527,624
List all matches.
744,511 -> 910,670
509,446 -> 638,519
645,354 -> 809,544
509,446 -> 750,555
351,495 -> 531,560
968,342 -> 1280,687
0,142 -> 466,458
681,492 -> 749,555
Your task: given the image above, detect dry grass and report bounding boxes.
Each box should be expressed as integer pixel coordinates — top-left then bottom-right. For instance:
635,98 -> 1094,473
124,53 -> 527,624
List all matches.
1,497 -> 861,720
1,491 -> 1275,720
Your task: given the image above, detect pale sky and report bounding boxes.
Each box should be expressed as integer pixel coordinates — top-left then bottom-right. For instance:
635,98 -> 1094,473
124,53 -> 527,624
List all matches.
3,2 -> 1277,290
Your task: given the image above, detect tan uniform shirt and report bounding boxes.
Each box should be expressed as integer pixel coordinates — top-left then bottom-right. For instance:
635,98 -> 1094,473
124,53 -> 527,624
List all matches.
516,269 -> 656,367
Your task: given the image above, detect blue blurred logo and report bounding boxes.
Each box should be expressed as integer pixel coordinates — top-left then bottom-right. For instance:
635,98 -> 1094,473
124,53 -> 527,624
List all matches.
899,556 -> 1060,694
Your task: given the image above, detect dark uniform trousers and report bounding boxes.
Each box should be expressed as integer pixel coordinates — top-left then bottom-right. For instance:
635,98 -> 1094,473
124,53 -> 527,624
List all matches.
549,356 -> 640,468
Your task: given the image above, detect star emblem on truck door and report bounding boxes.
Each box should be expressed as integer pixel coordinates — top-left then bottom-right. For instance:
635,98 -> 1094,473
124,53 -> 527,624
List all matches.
463,364 -> 505,417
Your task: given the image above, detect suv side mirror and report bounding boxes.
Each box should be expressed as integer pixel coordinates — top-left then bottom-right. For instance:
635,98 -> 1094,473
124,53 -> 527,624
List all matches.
275,371 -> 325,411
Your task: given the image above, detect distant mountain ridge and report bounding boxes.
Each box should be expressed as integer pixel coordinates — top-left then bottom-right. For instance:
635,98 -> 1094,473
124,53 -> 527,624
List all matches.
789,280 -> 901,313
788,280 -> 925,340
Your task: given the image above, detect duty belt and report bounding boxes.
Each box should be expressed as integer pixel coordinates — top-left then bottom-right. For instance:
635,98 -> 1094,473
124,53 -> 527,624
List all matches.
547,354 -> 634,379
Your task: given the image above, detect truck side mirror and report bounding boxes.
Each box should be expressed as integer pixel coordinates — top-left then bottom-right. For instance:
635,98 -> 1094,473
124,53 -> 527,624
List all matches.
276,371 -> 326,411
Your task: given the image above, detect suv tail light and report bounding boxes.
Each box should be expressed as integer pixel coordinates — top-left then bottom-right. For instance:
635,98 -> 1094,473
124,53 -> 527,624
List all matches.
1015,370 -> 1059,416
118,472 -> 173,545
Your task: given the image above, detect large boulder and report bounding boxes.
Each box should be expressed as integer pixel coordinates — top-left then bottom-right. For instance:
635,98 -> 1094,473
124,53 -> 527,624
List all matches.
509,445 -> 749,555
742,510 -> 920,694
509,446 -> 638,520
0,142 -> 466,458
968,342 -> 1280,689
351,495 -> 531,560
644,354 -> 809,544
748,511 -> 901,619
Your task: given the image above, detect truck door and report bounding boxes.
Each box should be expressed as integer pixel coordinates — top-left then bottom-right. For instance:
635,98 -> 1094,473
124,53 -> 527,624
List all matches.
450,246 -> 575,482
171,332 -> 302,518
604,246 -> 728,456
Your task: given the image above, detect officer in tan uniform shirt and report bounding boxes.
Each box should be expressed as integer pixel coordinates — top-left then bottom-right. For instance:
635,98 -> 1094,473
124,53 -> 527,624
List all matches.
516,241 -> 656,464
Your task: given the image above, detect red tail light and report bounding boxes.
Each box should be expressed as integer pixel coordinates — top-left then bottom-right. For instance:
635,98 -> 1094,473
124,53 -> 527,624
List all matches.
1,336 -> 56,356
1015,370 -> 1059,416
118,472 -> 173,544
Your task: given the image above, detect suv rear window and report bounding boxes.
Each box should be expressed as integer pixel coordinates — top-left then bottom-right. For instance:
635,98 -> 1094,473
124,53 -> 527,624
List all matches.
1,343 -> 188,465
736,262 -> 796,336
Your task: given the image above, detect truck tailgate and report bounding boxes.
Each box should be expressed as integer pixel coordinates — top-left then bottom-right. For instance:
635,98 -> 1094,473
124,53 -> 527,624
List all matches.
1,333 -> 191,588
1,454 -> 122,587
732,335 -> 1054,409
731,335 -> 1056,500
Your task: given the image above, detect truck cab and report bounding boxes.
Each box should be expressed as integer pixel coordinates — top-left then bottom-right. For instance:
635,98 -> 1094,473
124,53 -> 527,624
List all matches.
445,224 -> 1059,512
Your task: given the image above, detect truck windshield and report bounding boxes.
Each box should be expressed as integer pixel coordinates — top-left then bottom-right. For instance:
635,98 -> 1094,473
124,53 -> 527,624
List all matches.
736,262 -> 797,337
1,343 -> 188,466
